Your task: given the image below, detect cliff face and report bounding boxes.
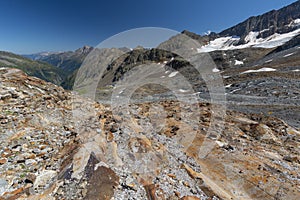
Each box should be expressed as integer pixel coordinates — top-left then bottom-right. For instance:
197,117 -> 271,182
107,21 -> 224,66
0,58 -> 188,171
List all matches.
219,1 -> 300,43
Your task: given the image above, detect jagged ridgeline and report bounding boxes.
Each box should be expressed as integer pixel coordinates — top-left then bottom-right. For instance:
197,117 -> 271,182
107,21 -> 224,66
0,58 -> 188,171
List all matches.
219,0 -> 300,44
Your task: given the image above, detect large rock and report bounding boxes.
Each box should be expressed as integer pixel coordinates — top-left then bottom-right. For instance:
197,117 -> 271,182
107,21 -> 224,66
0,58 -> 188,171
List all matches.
33,170 -> 57,192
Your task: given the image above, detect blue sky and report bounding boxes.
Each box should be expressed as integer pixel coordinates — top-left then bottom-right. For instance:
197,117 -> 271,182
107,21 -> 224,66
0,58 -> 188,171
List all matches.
0,0 -> 297,54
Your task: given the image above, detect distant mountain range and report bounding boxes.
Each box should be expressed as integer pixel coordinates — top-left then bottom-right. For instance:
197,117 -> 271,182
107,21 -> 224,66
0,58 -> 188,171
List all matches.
0,51 -> 65,85
21,46 -> 92,89
2,0 -> 299,91
24,45 -> 93,73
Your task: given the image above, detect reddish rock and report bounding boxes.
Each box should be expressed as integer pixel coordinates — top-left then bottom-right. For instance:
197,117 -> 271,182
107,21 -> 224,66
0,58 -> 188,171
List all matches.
181,196 -> 200,200
0,158 -> 7,165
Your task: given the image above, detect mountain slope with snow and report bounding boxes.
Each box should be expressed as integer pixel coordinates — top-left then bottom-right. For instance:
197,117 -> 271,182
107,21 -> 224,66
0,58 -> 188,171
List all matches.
198,28 -> 300,52
219,1 -> 300,43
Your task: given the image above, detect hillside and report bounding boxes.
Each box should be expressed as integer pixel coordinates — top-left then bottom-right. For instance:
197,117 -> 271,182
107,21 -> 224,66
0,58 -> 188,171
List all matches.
0,67 -> 299,199
0,51 -> 65,85
24,46 -> 93,73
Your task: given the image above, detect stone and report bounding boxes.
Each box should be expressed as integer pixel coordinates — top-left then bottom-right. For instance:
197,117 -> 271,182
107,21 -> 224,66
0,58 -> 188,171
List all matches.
181,196 -> 200,200
25,173 -> 36,184
33,170 -> 57,191
106,132 -> 114,142
25,159 -> 38,166
0,158 -> 7,165
255,124 -> 279,143
84,166 -> 119,200
181,164 -> 201,179
0,179 -> 8,195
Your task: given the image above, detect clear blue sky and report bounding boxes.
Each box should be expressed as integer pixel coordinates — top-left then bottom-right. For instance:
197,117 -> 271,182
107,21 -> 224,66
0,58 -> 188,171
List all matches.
0,0 -> 297,54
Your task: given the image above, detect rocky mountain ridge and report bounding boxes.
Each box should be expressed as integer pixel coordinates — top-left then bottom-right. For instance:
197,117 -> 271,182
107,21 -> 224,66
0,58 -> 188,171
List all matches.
26,46 -> 94,73
219,0 -> 300,44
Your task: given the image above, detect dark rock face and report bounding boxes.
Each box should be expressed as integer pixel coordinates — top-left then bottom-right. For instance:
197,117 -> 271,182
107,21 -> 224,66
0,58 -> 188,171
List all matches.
181,30 -> 219,45
219,1 -> 300,43
84,153 -> 119,200
208,48 -> 273,70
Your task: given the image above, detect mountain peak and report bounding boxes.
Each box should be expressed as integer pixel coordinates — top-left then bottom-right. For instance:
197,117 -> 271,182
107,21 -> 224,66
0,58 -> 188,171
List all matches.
75,45 -> 93,54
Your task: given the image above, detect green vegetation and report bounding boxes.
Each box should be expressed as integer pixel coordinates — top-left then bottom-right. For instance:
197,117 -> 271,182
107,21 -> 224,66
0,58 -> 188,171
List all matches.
0,51 -> 65,85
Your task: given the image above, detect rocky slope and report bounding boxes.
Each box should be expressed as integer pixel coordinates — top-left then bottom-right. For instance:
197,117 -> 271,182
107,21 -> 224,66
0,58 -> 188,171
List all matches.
0,67 -> 299,199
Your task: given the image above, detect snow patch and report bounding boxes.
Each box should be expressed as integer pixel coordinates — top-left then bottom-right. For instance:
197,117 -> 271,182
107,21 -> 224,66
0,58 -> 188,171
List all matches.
234,60 -> 244,65
241,67 -> 276,74
288,18 -> 300,27
216,141 -> 227,147
255,29 -> 300,48
265,59 -> 273,63
212,67 -> 220,72
168,71 -> 179,78
197,36 -> 239,52
260,28 -> 270,33
244,31 -> 260,43
179,89 -> 189,93
204,30 -> 212,35
223,75 -> 230,79
230,88 -> 241,94
283,53 -> 294,57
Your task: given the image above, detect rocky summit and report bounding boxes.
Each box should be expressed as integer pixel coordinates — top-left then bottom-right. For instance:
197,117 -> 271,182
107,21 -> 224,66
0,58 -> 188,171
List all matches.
0,67 -> 299,200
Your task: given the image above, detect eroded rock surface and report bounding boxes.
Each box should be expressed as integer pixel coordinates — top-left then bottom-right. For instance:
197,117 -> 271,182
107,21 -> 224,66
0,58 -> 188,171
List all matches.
0,68 -> 299,199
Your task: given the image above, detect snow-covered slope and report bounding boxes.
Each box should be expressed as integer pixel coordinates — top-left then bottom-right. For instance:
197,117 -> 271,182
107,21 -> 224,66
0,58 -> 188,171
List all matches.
198,28 -> 300,53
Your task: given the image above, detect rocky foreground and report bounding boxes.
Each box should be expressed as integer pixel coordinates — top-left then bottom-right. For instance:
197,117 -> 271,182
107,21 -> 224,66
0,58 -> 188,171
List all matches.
0,67 -> 299,199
